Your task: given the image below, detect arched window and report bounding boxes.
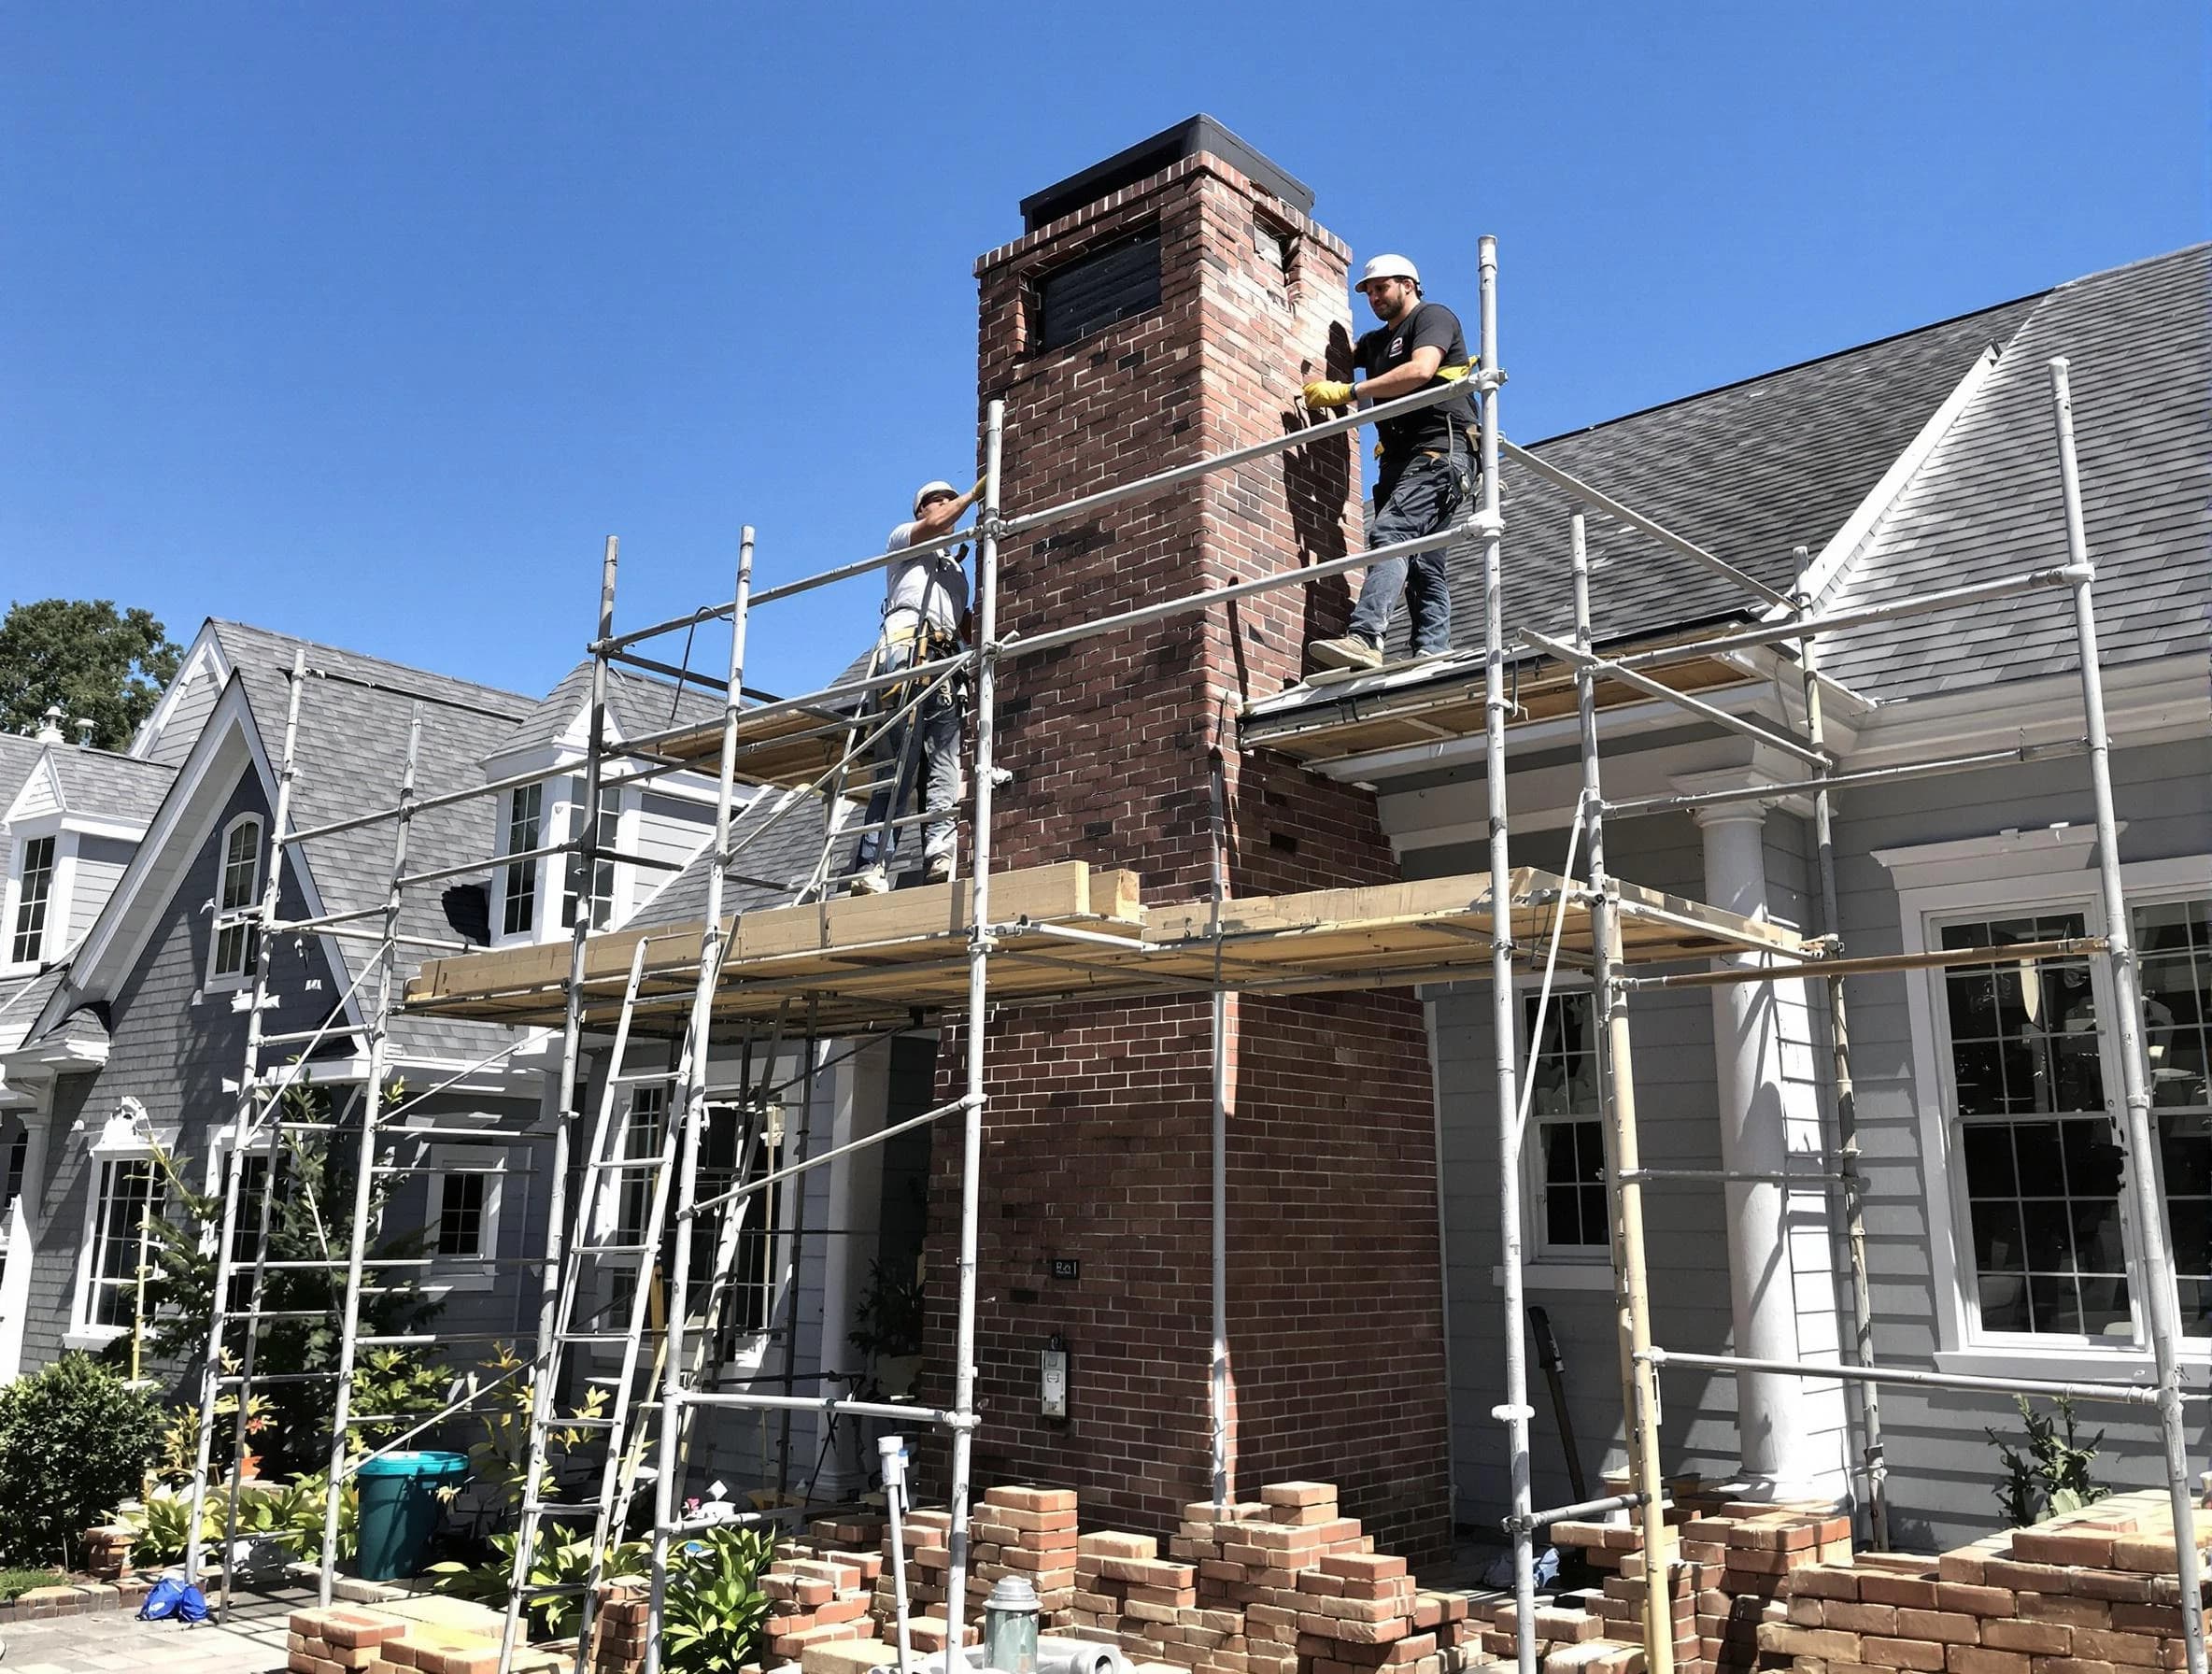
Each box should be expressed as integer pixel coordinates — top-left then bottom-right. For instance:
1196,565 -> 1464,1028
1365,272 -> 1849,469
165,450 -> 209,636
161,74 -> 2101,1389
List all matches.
209,814 -> 263,985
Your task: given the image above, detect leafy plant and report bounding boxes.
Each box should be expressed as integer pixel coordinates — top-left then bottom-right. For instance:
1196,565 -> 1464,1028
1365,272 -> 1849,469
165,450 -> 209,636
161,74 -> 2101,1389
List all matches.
430,1530 -> 647,1641
848,1260 -> 925,1361
0,597 -> 180,749
117,1471 -> 359,1566
123,1086 -> 442,1476
1987,1395 -> 2111,1525
0,1353 -> 163,1568
661,1525 -> 778,1673
461,1342 -> 607,1532
152,1360 -> 278,1488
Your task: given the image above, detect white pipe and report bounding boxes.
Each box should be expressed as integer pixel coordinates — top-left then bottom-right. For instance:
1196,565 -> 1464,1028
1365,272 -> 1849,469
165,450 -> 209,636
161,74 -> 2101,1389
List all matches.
2047,358 -> 2205,1674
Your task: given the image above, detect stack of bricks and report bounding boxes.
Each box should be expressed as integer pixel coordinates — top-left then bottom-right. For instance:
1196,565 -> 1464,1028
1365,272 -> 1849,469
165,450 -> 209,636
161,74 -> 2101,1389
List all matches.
968,1485 -> 1082,1627
1062,1479 -> 1472,1674
1071,1527 -> 1204,1667
1497,1496 -> 1852,1674
285,1606 -> 562,1674
763,1550 -> 881,1667
1760,1489 -> 2212,1674
876,1507 -> 975,1653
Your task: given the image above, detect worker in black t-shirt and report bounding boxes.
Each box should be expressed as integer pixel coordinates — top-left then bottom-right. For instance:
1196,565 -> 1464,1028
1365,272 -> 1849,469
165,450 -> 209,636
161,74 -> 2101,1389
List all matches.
1301,253 -> 1478,673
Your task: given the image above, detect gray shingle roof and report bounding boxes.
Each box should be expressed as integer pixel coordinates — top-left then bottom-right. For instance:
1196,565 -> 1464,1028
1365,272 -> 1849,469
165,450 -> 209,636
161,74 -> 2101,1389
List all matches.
47,745 -> 175,824
1421,290 -> 2050,656
0,964 -> 65,1055
624,787 -> 858,929
207,622 -> 541,1061
496,660 -> 724,759
1819,246 -> 2210,695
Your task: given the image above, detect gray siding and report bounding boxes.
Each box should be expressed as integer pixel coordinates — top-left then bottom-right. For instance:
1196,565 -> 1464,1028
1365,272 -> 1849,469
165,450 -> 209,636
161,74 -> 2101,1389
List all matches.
1421,814 -> 1750,1527
145,671 -> 220,768
66,835 -> 137,949
1830,733 -> 2212,1552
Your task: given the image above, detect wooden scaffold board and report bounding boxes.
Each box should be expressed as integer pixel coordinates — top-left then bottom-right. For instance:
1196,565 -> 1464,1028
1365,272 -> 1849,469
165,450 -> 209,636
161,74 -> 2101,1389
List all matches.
403,859 -> 1808,1034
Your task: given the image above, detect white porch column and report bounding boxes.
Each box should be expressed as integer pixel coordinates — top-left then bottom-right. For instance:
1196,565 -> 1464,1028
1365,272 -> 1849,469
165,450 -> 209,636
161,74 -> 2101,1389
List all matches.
1692,801 -> 1850,1499
808,1039 -> 889,1499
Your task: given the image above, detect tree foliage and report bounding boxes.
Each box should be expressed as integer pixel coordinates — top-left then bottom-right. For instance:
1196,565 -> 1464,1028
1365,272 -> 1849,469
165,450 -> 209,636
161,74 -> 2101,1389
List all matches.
120,1081 -> 445,1476
0,598 -> 181,750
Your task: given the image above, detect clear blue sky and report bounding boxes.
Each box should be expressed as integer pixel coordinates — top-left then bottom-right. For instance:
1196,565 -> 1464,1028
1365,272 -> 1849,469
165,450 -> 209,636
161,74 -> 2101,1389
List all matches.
3,3 -> 2204,705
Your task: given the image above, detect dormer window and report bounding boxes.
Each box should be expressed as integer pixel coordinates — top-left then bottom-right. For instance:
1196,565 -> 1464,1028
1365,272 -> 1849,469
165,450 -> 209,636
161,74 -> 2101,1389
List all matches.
561,786 -> 619,931
209,815 -> 262,985
11,836 -> 55,965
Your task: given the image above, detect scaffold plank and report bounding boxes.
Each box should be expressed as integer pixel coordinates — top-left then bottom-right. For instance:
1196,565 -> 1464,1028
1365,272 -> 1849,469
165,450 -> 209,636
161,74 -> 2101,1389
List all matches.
403,859 -> 1805,1032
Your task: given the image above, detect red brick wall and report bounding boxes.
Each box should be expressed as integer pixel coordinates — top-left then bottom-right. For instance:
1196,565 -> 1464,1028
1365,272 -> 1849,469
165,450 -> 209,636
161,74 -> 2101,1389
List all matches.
919,150 -> 1451,1560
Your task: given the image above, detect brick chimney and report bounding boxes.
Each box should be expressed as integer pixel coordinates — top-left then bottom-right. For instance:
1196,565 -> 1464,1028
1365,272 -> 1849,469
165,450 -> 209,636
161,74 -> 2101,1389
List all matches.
921,118 -> 1451,1560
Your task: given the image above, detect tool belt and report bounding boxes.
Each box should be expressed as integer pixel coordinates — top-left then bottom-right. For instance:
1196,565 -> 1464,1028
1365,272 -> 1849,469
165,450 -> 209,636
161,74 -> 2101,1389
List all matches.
878,613 -> 964,709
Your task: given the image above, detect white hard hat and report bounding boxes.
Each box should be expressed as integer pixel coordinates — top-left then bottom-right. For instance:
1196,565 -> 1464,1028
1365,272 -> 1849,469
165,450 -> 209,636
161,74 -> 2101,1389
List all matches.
1357,253 -> 1420,291
913,480 -> 958,517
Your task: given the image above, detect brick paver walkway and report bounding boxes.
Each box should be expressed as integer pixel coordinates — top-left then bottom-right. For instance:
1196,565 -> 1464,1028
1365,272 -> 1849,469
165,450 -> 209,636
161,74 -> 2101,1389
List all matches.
0,1585 -> 302,1674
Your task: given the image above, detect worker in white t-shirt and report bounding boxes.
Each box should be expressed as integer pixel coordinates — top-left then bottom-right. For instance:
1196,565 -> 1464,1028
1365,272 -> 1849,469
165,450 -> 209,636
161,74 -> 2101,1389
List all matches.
847,477 -> 981,894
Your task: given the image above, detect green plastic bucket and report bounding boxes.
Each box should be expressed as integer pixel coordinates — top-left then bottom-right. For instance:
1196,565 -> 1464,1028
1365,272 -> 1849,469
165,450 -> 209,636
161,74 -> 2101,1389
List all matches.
352,1450 -> 468,1581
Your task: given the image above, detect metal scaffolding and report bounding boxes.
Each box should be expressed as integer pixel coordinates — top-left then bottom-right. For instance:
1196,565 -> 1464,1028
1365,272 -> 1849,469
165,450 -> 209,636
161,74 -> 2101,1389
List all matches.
171,235 -> 2203,1674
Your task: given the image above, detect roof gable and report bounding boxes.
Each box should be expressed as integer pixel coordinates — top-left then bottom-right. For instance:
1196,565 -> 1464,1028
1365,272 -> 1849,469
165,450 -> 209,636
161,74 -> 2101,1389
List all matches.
1818,245 -> 2210,696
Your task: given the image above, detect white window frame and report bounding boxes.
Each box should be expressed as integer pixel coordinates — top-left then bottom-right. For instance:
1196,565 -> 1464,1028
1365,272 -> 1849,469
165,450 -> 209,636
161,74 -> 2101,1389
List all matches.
66,1114 -> 163,1351
8,832 -> 59,969
1515,982 -> 1611,1269
425,1143 -> 509,1293
206,813 -> 263,991
498,784 -> 545,943
1885,833 -> 2212,1379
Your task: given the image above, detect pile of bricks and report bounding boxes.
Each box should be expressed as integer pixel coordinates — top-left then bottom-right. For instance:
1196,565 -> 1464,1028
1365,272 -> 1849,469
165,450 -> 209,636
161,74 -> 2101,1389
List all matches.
1057,1480 -> 1474,1674
879,1506 -> 976,1652
763,1550 -> 882,1666
1071,1527 -> 1201,1664
970,1484 -> 1082,1626
286,1605 -> 563,1674
1487,1495 -> 1853,1674
1761,1489 -> 2212,1674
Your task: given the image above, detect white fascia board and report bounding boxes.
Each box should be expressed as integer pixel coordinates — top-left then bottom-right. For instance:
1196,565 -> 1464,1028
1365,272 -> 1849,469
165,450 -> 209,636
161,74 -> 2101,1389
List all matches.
56,814 -> 150,844
128,623 -> 230,761
1770,344 -> 2005,617
1845,652 -> 2211,769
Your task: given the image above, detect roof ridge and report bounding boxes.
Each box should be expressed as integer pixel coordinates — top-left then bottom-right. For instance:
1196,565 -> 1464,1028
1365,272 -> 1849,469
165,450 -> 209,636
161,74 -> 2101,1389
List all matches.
2042,240 -> 2211,292
209,617 -> 539,711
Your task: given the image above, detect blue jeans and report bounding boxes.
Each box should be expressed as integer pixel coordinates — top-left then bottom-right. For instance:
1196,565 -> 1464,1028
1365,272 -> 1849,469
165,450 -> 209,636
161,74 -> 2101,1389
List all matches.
853,639 -> 961,870
1346,447 -> 1472,656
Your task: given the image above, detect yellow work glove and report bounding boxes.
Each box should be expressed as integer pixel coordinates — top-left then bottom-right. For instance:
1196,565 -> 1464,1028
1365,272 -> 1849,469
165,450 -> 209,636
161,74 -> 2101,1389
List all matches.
1302,379 -> 1355,411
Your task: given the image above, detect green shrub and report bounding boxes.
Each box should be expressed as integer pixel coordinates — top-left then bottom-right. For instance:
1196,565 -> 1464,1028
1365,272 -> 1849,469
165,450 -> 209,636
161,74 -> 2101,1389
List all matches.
430,1530 -> 646,1641
117,1472 -> 359,1567
0,1353 -> 163,1567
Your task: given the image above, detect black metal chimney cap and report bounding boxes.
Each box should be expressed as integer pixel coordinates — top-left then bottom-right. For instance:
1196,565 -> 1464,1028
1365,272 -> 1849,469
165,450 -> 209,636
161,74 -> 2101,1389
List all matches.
1018,115 -> 1315,234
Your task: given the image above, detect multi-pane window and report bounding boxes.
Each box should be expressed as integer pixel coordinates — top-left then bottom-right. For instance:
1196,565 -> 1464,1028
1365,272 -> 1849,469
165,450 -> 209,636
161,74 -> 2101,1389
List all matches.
86,1157 -> 163,1330
614,1085 -> 667,1247
11,836 -> 55,964
435,1170 -> 488,1258
2138,899 -> 2211,1338
503,785 -> 543,937
561,786 -> 620,931
1526,991 -> 1607,1252
225,1150 -> 276,1313
212,818 -> 262,979
1946,911 -> 2127,1340
687,1106 -> 785,1339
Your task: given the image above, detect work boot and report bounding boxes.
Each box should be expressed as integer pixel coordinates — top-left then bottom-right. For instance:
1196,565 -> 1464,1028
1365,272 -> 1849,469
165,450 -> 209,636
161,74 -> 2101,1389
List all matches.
1309,634 -> 1383,672
924,853 -> 954,886
846,864 -> 889,897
